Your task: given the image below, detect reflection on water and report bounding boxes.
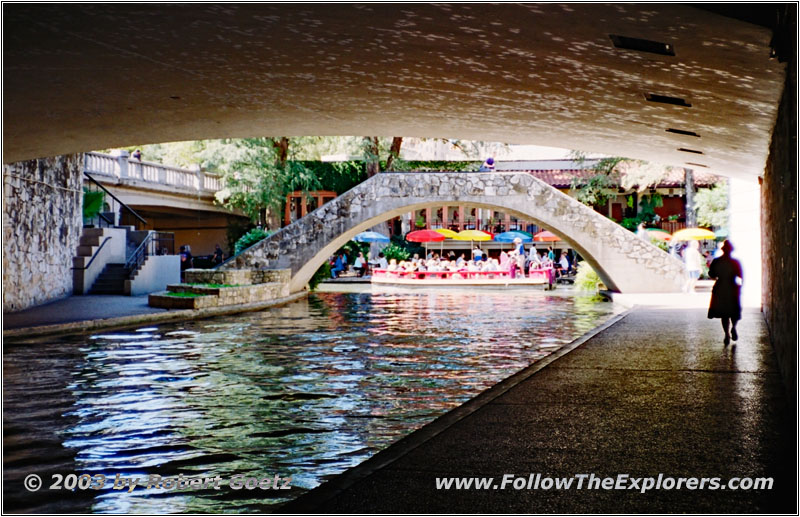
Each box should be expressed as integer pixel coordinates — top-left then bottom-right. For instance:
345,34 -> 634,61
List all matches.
4,289 -> 619,513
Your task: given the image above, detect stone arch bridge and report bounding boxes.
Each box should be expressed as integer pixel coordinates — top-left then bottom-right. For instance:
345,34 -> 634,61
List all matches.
224,173 -> 686,294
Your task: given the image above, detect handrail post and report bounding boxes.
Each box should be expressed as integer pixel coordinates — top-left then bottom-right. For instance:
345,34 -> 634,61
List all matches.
115,150 -> 130,178
191,164 -> 203,191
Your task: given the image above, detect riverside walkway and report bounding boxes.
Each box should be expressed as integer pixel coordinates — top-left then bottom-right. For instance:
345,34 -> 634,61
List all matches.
283,304 -> 795,514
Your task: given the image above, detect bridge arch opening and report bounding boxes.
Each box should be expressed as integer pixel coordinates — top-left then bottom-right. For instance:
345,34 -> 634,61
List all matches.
226,173 -> 686,294
292,201 -> 618,293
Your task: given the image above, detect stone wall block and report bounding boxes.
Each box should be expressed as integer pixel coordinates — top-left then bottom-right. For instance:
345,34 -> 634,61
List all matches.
3,154 -> 83,312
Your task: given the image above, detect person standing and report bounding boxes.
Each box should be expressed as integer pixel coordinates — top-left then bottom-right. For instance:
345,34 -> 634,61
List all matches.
212,244 -> 224,265
707,240 -> 743,346
179,245 -> 193,281
478,157 -> 495,172
682,240 -> 703,292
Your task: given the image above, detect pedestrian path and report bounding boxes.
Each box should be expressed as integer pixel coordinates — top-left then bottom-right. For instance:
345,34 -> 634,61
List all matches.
3,295 -> 164,330
283,305 -> 794,514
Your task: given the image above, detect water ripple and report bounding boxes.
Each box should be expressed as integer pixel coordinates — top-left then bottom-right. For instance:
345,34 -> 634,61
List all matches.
3,289 -> 618,513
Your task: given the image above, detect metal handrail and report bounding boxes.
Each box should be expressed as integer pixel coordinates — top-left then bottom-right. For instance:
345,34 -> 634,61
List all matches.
83,172 -> 147,226
125,232 -> 153,273
71,237 -> 112,270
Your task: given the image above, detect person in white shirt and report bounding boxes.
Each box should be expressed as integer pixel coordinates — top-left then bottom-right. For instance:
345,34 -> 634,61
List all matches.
683,240 -> 704,292
378,252 -> 389,270
559,253 -> 570,273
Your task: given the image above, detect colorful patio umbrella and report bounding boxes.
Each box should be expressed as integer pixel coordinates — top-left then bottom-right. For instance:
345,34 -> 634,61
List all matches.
646,229 -> 671,241
353,231 -> 390,243
671,228 -> 716,241
454,230 -> 492,241
406,229 -> 446,243
533,230 -> 561,242
494,231 -> 533,243
406,229 -> 446,256
434,228 -> 459,239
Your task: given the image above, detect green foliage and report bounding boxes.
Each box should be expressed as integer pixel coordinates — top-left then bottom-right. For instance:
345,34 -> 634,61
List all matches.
226,219 -> 253,256
695,183 -> 729,229
82,188 -> 105,220
570,173 -> 616,207
215,138 -> 321,223
620,217 -> 641,231
650,238 -> 669,252
298,160 -> 367,193
381,243 -> 411,262
234,227 -> 273,255
165,292 -> 209,298
574,262 -> 601,292
637,194 -> 663,223
308,261 -> 331,291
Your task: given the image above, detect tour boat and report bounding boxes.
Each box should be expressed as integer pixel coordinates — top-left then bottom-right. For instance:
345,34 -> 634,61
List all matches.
370,267 -> 556,288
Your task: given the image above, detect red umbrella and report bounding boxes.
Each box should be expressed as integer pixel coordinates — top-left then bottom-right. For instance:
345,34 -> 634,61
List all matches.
406,229 -> 446,257
406,230 -> 446,243
533,230 -> 561,242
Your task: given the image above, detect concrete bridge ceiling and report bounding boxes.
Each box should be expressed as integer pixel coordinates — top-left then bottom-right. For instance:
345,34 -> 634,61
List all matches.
3,4 -> 785,179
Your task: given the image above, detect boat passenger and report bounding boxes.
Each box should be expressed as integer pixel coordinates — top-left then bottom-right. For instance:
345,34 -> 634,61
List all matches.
387,258 -> 398,271
378,252 -> 389,270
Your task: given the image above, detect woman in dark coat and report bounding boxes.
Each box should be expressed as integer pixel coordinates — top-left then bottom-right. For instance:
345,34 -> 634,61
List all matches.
707,240 -> 743,345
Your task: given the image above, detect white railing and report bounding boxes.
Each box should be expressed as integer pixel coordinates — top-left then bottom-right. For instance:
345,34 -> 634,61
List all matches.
84,151 -> 220,194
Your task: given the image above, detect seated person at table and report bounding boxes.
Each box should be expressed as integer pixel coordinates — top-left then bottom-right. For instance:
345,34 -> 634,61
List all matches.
387,258 -> 399,272
330,254 -> 345,278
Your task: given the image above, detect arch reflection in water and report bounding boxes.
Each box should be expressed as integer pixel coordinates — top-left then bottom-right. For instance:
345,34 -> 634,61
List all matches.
3,290 -> 620,513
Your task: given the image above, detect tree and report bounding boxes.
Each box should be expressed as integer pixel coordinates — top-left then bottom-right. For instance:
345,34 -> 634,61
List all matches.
569,151 -> 674,217
214,138 -> 320,227
694,182 -> 729,229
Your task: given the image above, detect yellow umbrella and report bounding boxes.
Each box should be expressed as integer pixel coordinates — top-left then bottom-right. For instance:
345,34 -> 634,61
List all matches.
671,228 -> 716,241
454,230 -> 492,241
434,228 -> 459,239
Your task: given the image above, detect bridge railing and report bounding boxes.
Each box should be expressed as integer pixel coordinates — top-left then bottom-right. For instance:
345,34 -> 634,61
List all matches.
84,151 -> 221,194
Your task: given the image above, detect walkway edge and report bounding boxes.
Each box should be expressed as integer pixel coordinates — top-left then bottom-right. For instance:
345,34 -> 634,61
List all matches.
281,307 -> 636,513
3,292 -> 310,340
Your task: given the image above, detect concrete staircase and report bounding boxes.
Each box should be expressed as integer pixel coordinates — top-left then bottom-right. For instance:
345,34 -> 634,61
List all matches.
72,227 -> 128,295
90,263 -> 129,294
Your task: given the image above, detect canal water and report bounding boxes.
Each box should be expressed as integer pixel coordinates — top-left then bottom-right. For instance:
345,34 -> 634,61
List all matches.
3,288 -> 621,513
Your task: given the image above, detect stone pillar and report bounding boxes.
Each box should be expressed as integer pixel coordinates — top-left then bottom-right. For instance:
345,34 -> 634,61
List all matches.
401,212 -> 412,234
458,204 -> 465,230
115,149 -> 130,178
425,206 -> 433,229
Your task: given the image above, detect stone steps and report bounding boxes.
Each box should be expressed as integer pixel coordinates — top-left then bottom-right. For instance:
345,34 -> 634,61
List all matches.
89,264 -> 128,295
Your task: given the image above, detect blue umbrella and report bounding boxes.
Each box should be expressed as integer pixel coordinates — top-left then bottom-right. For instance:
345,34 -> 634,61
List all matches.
353,231 -> 390,243
494,231 -> 533,243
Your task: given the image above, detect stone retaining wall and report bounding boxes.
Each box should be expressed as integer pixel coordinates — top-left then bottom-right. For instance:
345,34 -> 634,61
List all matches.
3,155 -> 83,312
149,269 -> 290,309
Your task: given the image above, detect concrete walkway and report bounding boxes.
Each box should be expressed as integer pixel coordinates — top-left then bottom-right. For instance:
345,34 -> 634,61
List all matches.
3,292 -> 309,338
284,305 -> 795,514
3,295 -> 164,330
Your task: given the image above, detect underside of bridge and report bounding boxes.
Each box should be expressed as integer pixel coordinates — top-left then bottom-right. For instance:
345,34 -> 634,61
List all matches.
2,5 -> 796,402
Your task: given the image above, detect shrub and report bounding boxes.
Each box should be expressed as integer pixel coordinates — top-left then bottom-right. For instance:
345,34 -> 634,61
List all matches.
308,261 -> 331,291
234,227 -> 272,255
83,189 -> 105,220
575,261 -> 601,292
381,243 -> 410,262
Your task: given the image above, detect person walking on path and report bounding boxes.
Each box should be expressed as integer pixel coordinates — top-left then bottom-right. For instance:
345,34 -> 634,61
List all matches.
682,240 -> 704,292
707,240 -> 743,346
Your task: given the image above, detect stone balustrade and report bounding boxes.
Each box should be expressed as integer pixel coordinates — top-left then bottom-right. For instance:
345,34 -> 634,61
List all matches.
84,151 -> 221,193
